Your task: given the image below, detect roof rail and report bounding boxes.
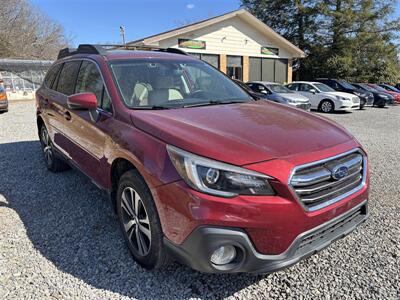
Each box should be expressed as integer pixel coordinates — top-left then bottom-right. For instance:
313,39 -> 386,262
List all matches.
101,44 -> 189,55
57,48 -> 77,59
57,44 -> 189,60
57,44 -> 108,59
77,44 -> 108,56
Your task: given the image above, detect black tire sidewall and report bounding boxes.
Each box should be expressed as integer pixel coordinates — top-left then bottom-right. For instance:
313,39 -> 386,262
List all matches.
39,124 -> 69,172
116,170 -> 165,270
40,125 -> 54,170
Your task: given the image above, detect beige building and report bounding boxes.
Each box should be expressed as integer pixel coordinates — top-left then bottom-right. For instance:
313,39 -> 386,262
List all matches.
128,9 -> 305,83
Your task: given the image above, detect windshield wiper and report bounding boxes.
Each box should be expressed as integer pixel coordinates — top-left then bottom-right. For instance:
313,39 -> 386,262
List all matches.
133,105 -> 170,110
183,100 -> 248,108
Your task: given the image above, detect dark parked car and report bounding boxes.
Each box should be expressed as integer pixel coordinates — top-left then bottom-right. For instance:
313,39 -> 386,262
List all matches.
379,83 -> 400,93
351,83 -> 390,107
314,78 -> 373,109
233,79 -> 269,100
368,84 -> 398,104
36,44 -> 369,274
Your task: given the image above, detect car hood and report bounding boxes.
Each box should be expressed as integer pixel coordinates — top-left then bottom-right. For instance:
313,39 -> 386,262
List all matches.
380,90 -> 399,96
130,101 -> 354,166
280,93 -> 310,102
325,91 -> 356,99
353,89 -> 372,96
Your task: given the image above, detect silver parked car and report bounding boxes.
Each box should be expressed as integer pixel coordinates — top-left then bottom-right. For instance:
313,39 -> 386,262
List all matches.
246,81 -> 311,110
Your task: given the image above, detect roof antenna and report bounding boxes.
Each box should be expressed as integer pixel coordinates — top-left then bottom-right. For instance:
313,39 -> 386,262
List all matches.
119,25 -> 126,48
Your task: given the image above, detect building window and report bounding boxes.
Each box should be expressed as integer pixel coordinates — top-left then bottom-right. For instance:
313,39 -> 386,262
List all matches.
249,57 -> 288,83
188,53 -> 219,69
227,55 -> 242,81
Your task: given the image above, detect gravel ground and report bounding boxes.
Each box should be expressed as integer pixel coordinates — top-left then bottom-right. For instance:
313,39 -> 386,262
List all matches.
0,101 -> 399,300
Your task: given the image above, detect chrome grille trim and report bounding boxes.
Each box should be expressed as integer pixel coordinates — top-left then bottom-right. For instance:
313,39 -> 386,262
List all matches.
295,172 -> 361,195
288,148 -> 367,212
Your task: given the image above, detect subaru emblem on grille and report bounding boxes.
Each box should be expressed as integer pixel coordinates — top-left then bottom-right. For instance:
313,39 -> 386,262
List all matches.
332,165 -> 349,180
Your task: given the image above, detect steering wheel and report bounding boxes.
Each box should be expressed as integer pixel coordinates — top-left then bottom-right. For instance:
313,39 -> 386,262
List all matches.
190,89 -> 207,99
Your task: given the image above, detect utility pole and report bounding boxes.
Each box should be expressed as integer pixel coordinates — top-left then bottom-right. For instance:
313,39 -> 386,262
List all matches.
120,25 -> 126,48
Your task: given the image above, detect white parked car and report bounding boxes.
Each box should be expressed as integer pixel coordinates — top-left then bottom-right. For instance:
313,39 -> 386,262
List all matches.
286,81 -> 360,113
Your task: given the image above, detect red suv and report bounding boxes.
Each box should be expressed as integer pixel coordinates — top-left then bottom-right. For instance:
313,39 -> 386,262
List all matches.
36,45 -> 369,273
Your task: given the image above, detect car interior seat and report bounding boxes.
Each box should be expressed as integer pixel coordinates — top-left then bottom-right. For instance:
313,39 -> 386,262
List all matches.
148,76 -> 183,106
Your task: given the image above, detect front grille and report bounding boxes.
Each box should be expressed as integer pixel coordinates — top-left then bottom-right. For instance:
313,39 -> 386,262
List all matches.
352,97 -> 360,103
290,150 -> 365,211
297,203 -> 367,252
297,103 -> 311,110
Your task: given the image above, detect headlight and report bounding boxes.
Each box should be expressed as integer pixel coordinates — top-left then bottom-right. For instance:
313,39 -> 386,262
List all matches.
335,96 -> 349,101
284,98 -> 296,103
167,145 -> 275,197
354,92 -> 366,98
379,94 -> 389,99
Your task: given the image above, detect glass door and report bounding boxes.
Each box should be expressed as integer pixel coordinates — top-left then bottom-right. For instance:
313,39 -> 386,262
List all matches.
226,56 -> 243,81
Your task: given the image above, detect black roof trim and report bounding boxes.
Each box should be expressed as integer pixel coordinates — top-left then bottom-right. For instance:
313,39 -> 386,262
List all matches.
57,44 -> 189,60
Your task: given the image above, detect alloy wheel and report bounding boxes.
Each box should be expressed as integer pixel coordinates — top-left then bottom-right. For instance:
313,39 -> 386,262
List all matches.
321,101 -> 333,113
121,187 -> 151,256
41,127 -> 53,166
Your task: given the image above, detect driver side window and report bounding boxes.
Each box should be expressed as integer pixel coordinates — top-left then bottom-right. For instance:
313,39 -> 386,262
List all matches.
250,84 -> 267,93
299,84 -> 312,92
75,61 -> 111,111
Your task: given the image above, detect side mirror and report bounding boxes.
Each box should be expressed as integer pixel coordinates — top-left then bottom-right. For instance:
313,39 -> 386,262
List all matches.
309,89 -> 317,94
67,92 -> 98,110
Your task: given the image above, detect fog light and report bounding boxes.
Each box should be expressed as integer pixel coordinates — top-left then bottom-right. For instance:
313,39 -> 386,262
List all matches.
210,245 -> 236,265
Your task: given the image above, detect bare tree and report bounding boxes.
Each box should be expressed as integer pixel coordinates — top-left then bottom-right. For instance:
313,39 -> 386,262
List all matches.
0,0 -> 69,60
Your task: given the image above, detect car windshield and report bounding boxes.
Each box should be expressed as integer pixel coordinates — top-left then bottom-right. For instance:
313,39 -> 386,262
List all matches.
110,59 -> 252,108
383,85 -> 400,92
358,84 -> 377,92
371,84 -> 387,92
339,80 -> 356,90
267,84 -> 293,93
314,83 -> 335,92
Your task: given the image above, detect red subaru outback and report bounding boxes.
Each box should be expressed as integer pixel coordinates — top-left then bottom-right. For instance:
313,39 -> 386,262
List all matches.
36,45 -> 369,273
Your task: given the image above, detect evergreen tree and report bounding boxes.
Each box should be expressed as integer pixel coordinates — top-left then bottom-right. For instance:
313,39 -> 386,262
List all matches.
241,0 -> 400,83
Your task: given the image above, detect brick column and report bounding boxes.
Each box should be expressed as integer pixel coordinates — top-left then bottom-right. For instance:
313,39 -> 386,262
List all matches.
287,59 -> 293,83
219,54 -> 227,74
242,56 -> 249,82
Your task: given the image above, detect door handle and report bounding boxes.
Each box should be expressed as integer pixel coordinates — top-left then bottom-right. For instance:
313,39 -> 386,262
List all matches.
64,111 -> 72,121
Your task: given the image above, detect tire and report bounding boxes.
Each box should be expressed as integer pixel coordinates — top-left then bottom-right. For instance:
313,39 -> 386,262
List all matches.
319,99 -> 335,113
116,170 -> 170,270
39,124 -> 70,172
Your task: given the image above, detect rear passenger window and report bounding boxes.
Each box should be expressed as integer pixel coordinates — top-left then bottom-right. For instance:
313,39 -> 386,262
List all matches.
299,84 -> 312,92
56,61 -> 81,95
44,64 -> 62,89
75,61 -> 111,111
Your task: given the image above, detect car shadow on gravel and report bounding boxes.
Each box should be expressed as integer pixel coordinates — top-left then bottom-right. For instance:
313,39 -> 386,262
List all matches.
0,140 -> 263,299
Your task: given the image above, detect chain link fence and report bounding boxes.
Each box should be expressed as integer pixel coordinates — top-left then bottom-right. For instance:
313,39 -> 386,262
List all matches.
0,59 -> 52,100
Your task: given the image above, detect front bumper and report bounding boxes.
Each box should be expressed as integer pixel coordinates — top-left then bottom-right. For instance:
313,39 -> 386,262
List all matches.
0,100 -> 8,111
289,102 -> 311,110
165,200 -> 368,273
